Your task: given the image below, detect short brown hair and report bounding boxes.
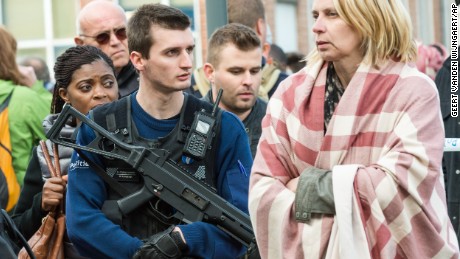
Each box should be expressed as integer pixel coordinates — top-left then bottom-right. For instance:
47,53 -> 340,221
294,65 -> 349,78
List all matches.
207,23 -> 261,67
227,0 -> 265,30
128,4 -> 191,59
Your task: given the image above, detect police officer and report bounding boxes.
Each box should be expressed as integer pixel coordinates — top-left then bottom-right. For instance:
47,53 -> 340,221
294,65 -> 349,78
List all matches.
66,4 -> 253,259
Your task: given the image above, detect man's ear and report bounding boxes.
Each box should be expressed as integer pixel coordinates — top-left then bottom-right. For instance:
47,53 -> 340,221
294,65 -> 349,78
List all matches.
74,37 -> 84,45
267,55 -> 274,65
262,43 -> 270,59
202,63 -> 215,83
255,18 -> 265,39
130,51 -> 144,71
255,19 -> 270,58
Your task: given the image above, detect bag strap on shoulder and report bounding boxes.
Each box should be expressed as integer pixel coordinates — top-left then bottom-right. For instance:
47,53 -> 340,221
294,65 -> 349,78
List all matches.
0,90 -> 14,112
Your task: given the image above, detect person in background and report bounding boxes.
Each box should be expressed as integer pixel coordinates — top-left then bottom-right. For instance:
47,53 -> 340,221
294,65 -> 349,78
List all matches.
75,0 -> 138,97
415,41 -> 448,80
436,53 -> 460,242
227,0 -> 288,100
0,26 -> 50,212
286,51 -> 306,74
19,56 -> 54,93
12,45 -> 118,258
268,43 -> 288,73
188,0 -> 288,101
248,0 -> 459,258
202,23 -> 266,159
66,4 -> 253,259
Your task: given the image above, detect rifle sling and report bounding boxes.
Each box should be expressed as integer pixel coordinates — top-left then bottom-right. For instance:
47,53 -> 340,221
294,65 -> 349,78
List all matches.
75,149 -> 177,225
75,149 -> 130,197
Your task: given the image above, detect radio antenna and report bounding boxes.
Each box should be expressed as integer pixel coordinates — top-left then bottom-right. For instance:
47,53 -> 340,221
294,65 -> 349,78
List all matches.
211,89 -> 223,116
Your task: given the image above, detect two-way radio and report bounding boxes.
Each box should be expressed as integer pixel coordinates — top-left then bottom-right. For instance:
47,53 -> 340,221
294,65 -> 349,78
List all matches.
183,89 -> 223,160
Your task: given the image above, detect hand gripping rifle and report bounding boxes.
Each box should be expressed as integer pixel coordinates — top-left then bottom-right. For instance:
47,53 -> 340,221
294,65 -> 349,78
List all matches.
46,104 -> 259,259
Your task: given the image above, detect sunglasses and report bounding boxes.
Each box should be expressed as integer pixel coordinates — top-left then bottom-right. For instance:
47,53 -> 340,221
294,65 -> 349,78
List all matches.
79,27 -> 127,45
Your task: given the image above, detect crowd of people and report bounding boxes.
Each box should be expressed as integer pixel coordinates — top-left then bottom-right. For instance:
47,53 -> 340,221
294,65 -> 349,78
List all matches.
0,0 -> 458,258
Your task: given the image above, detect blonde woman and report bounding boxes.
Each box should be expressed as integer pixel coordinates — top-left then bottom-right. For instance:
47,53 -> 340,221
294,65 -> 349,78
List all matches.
248,0 -> 459,258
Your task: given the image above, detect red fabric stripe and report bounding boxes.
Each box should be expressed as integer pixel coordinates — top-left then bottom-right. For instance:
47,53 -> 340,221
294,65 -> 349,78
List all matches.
356,73 -> 399,116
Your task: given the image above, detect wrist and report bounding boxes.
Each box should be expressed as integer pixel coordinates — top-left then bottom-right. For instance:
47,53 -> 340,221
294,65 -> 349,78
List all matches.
132,226 -> 185,259
171,230 -> 187,251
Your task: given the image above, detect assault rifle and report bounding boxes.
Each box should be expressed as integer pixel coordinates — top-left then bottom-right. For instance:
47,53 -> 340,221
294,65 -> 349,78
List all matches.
46,104 -> 259,258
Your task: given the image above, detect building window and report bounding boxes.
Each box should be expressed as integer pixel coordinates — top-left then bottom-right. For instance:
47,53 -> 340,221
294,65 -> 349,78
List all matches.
275,2 -> 298,52
52,0 -> 77,39
417,0 -> 434,44
3,0 -> 45,40
1,0 -> 76,81
120,0 -> 161,11
171,0 -> 194,30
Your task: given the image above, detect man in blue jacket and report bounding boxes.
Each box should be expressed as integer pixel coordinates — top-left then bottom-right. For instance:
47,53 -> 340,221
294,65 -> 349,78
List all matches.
66,4 -> 253,259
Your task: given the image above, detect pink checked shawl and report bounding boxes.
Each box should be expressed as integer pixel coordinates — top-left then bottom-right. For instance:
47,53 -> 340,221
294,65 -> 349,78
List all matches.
249,59 -> 460,259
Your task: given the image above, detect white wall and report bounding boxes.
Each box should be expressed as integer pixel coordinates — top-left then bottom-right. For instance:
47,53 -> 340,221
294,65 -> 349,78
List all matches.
275,2 -> 298,52
417,0 -> 434,44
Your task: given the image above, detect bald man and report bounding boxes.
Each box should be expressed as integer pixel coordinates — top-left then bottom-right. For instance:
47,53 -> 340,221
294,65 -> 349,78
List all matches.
75,0 -> 138,97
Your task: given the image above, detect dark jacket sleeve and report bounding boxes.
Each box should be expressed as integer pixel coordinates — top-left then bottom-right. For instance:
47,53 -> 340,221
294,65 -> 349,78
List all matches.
435,56 -> 452,119
12,147 -> 48,240
435,55 -> 460,242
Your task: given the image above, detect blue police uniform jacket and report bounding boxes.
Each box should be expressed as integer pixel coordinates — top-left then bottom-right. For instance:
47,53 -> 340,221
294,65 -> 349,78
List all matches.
66,92 -> 253,259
